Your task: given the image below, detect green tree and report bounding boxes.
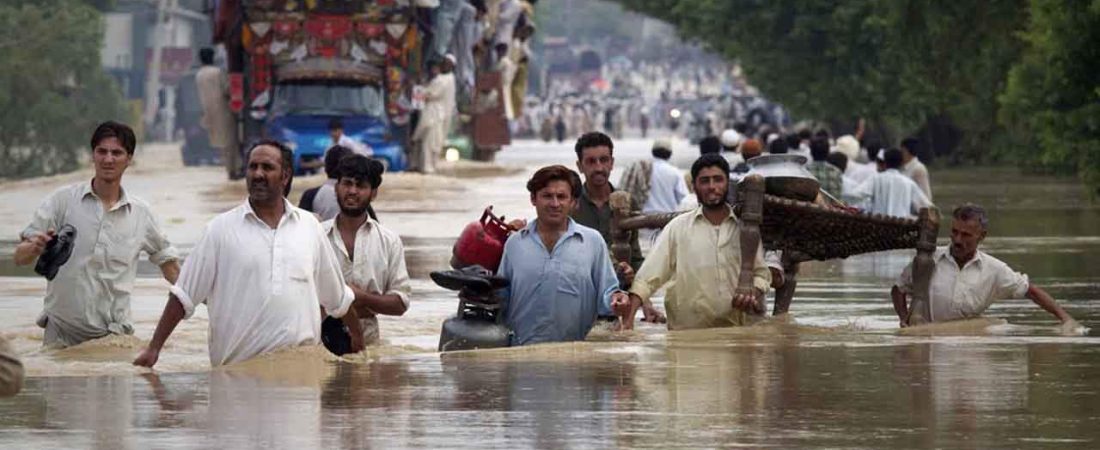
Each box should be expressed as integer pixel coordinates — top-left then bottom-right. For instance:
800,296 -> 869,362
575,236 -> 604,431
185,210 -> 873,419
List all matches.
0,0 -> 125,179
1000,0 -> 1100,195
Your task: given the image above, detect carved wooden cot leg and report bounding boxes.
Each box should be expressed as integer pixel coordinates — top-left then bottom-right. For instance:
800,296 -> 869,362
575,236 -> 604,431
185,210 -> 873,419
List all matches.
736,175 -> 765,315
772,254 -> 800,315
908,207 -> 940,325
608,191 -> 634,265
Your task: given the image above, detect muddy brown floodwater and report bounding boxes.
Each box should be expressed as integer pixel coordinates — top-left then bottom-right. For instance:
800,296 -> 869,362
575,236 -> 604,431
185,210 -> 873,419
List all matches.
0,139 -> 1098,449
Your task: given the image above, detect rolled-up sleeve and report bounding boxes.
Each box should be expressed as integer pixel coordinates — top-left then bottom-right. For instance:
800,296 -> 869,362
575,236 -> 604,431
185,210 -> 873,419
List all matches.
142,208 -> 180,266
172,225 -> 219,319
994,264 -> 1030,300
384,236 -> 412,308
314,223 -> 354,318
592,240 -> 620,316
630,225 -> 676,304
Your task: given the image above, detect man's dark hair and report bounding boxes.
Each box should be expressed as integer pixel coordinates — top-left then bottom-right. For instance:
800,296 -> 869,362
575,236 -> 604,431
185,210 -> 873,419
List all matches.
797,129 -> 812,141
883,148 -> 904,169
732,122 -> 749,134
690,153 -> 730,180
809,138 -> 830,162
247,139 -> 294,196
527,165 -> 579,197
826,152 -> 848,173
814,129 -> 831,140
770,137 -> 789,154
199,47 -> 215,65
784,133 -> 801,150
328,118 -> 344,132
698,135 -> 722,155
91,121 -> 137,155
953,203 -> 989,230
900,137 -> 920,156
574,131 -> 614,160
324,145 -> 353,180
652,146 -> 672,160
336,154 -> 383,189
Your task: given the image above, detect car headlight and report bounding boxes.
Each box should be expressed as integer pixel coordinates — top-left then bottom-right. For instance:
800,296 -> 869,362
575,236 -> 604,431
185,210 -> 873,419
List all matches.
669,108 -> 682,119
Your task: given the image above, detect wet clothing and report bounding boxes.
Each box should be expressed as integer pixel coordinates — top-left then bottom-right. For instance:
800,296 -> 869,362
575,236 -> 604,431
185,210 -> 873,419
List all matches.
22,182 -> 179,348
850,169 -> 932,219
497,219 -> 620,345
299,180 -> 340,221
806,160 -> 844,199
171,199 -> 354,366
630,206 -> 771,330
902,158 -> 933,201
0,336 -> 23,397
571,185 -> 644,271
323,217 -> 411,345
642,159 -> 689,215
896,248 -> 1030,322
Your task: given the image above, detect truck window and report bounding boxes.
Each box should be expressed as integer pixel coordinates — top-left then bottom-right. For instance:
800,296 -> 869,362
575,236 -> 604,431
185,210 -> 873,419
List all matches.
271,82 -> 385,119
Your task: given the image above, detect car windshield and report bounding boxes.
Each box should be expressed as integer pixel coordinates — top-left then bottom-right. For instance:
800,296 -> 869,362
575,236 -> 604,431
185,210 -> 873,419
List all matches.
271,82 -> 385,118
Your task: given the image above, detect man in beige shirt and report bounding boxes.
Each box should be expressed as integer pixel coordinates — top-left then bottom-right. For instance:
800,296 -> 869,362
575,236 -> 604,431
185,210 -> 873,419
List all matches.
0,336 -> 23,397
616,154 -> 771,330
323,154 -> 411,344
15,122 -> 180,348
196,47 -> 241,179
900,137 -> 932,201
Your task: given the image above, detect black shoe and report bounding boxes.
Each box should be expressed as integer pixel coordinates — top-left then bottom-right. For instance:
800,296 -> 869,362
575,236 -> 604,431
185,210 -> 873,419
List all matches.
35,225 -> 77,281
321,316 -> 353,356
430,265 -> 507,292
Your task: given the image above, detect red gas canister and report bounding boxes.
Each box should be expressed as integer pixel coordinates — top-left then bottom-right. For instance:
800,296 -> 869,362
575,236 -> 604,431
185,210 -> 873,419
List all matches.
451,207 -> 513,272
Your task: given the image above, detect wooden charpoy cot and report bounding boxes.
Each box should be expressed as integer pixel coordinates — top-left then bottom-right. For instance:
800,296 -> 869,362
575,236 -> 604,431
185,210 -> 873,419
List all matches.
608,175 -> 940,325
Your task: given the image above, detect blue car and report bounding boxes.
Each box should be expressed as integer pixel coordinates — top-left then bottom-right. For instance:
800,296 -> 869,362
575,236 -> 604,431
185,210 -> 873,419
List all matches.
265,82 -> 407,174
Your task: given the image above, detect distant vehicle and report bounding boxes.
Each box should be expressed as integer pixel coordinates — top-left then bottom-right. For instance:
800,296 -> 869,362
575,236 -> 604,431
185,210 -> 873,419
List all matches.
212,1 -> 413,173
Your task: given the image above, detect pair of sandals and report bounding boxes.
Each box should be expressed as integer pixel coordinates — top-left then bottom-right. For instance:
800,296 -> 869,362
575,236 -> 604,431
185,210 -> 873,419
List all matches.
429,265 -> 508,295
35,225 -> 77,281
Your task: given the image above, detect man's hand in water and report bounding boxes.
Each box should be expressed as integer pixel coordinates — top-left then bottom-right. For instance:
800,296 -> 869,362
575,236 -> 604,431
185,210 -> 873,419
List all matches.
611,291 -> 636,331
640,304 -> 666,323
732,289 -> 762,313
133,347 -> 160,368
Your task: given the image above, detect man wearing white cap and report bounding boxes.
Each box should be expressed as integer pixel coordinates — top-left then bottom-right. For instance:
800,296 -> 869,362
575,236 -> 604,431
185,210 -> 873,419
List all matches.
411,55 -> 457,174
719,129 -> 743,168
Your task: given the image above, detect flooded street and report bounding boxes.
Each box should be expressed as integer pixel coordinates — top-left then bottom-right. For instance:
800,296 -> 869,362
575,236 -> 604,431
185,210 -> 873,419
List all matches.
1,139 -> 1098,449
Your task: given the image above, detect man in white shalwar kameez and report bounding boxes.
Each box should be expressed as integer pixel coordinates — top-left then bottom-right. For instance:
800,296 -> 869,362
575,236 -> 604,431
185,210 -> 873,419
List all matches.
412,55 -> 457,174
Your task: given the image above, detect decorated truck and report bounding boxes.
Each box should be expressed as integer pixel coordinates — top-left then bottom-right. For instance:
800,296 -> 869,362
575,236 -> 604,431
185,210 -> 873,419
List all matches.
212,0 -> 425,173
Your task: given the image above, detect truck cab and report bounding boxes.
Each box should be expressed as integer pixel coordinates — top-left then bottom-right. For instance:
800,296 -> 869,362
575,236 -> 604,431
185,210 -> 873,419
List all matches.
266,81 -> 405,173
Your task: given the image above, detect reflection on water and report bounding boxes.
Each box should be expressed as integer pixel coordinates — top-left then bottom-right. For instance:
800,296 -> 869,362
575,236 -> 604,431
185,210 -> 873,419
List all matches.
1,158 -> 1098,448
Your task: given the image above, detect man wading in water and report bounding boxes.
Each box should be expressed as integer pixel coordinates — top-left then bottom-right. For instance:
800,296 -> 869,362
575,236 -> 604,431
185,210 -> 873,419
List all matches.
892,203 -> 1079,330
496,165 -> 631,345
134,140 -> 364,368
615,154 -> 772,330
15,122 -> 180,348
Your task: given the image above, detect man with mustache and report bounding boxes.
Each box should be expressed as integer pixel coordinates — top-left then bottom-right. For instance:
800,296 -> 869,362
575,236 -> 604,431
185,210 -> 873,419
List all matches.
15,121 -> 180,348
323,154 -> 410,345
497,165 -> 631,345
134,140 -> 364,368
615,153 -> 772,330
892,203 -> 1078,329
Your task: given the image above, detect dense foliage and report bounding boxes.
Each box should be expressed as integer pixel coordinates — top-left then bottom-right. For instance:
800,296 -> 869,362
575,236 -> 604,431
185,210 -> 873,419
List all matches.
610,0 -> 1099,194
0,0 -> 125,178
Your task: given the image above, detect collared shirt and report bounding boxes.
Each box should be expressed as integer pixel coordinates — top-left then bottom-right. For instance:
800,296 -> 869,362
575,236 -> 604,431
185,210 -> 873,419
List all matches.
806,160 -> 844,199
322,217 -> 411,344
21,181 -> 179,347
850,169 -> 932,218
630,205 -> 772,330
171,199 -> 354,366
571,184 -> 644,271
311,180 -> 340,221
903,158 -> 933,201
643,158 -> 689,214
497,219 -> 620,345
897,248 -> 1029,322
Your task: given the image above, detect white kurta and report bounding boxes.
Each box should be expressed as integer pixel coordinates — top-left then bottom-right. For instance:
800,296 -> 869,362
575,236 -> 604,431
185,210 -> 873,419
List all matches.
413,72 -> 456,173
642,158 -> 689,214
171,200 -> 354,366
195,65 -> 235,149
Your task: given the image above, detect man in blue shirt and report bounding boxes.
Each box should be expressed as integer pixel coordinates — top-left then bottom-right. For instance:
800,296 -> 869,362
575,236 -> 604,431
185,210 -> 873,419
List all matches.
498,165 -> 630,345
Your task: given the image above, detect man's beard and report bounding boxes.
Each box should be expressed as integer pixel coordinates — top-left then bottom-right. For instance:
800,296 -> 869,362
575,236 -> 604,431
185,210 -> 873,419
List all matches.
696,192 -> 727,209
340,203 -> 370,217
